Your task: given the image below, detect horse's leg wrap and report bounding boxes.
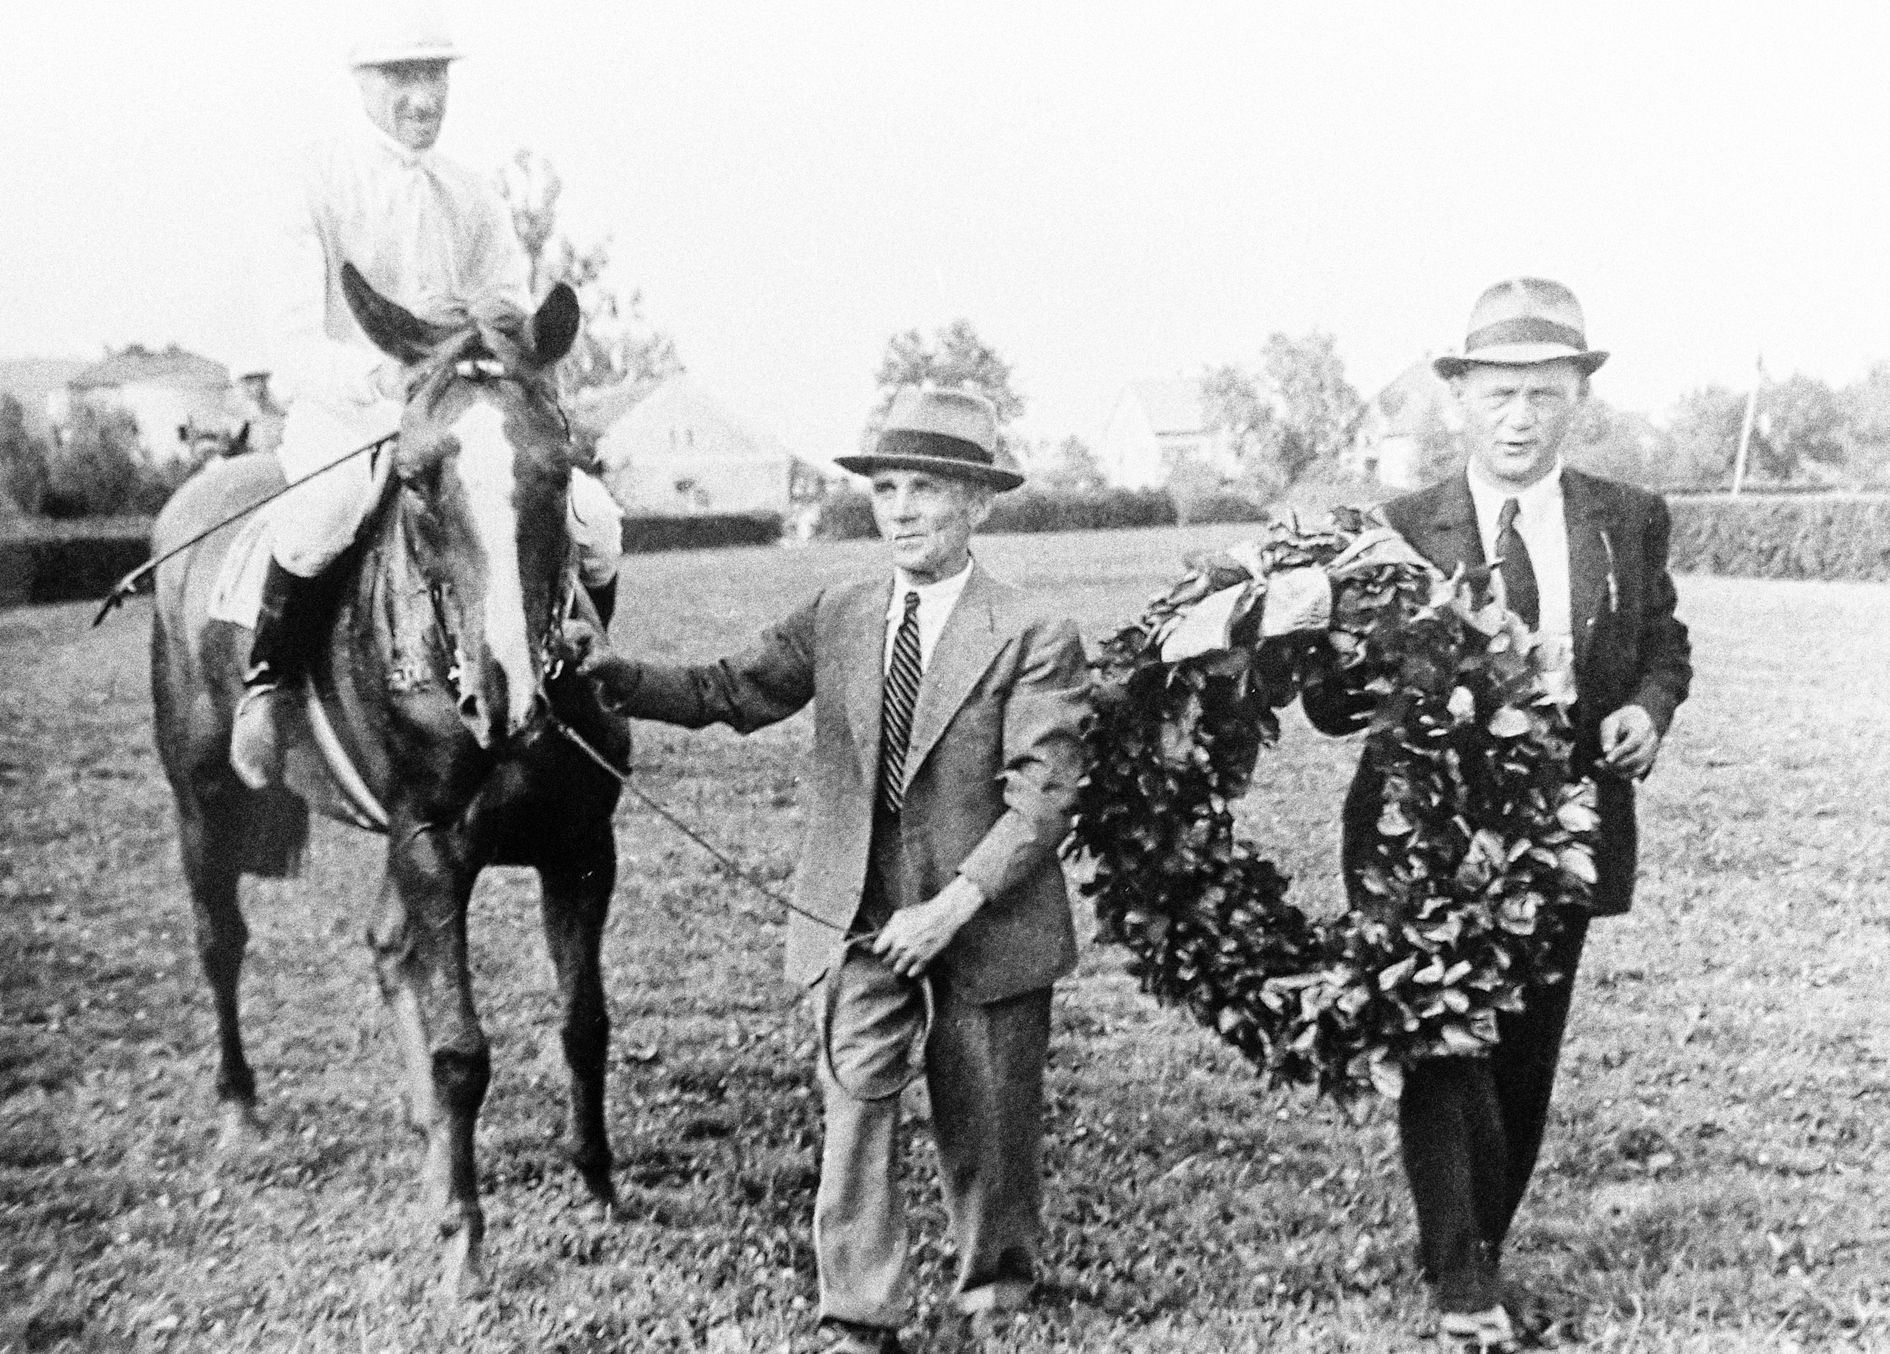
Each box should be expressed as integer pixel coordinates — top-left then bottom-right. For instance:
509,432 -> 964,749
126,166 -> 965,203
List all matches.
538,853 -> 616,1206
369,883 -> 436,1134
380,825 -> 494,1294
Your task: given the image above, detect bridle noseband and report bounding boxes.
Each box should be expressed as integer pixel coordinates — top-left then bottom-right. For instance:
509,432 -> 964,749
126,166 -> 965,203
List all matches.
406,356 -> 582,726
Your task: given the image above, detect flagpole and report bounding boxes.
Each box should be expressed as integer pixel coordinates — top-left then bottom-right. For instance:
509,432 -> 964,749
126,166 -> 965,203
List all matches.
1731,352 -> 1761,496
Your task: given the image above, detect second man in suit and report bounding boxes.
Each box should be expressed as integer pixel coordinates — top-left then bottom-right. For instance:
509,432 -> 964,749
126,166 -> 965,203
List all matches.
569,385 -> 1089,1354
1309,278 -> 1691,1348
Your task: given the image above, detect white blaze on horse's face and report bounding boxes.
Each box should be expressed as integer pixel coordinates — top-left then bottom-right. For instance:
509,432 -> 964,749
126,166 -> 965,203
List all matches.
451,402 -> 543,739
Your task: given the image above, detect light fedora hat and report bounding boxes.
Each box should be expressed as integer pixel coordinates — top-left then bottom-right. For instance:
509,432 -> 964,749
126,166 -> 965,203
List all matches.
835,385 -> 1025,491
349,0 -> 463,68
1433,277 -> 1608,379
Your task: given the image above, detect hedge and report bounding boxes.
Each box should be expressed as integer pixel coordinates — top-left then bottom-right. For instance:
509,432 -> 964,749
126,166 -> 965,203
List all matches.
817,486 -> 1180,539
6,492 -> 1885,612
621,512 -> 782,554
1666,494 -> 1890,581
0,516 -> 152,607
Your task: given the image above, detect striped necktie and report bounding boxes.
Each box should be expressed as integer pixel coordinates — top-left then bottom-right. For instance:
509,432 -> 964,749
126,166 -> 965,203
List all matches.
1496,497 -> 1540,630
879,591 -> 923,816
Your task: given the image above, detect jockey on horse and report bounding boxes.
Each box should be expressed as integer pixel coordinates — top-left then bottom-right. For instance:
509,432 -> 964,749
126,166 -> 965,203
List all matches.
234,0 -> 623,790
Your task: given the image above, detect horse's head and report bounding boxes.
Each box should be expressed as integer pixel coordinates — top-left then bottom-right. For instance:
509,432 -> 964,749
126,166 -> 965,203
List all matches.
340,262 -> 583,748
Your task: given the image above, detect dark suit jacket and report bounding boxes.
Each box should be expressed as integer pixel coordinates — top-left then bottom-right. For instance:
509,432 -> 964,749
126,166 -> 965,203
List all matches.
596,564 -> 1089,1002
1308,468 -> 1692,915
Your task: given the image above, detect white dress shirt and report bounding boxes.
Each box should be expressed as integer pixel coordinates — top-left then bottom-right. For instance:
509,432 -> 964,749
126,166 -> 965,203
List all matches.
884,558 -> 975,674
1466,460 -> 1577,701
259,121 -> 530,473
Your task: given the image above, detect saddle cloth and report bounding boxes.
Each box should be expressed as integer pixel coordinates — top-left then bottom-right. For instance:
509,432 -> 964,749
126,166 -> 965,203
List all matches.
208,514 -> 390,833
208,512 -> 276,629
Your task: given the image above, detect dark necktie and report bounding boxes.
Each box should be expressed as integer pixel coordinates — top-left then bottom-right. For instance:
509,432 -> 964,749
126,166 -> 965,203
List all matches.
1496,497 -> 1540,630
879,591 -> 923,816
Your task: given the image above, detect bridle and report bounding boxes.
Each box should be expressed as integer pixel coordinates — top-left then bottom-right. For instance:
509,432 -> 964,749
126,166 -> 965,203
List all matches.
407,355 -> 582,725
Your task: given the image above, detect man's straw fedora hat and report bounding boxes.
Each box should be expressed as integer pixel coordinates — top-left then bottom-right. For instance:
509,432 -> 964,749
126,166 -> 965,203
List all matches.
836,385 -> 1025,491
1433,277 -> 1608,379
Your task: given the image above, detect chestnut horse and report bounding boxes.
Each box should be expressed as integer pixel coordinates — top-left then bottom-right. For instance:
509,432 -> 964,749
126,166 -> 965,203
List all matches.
149,265 -> 629,1294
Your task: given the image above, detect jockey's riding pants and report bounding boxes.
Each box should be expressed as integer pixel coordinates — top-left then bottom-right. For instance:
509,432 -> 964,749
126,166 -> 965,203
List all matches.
265,397 -> 623,586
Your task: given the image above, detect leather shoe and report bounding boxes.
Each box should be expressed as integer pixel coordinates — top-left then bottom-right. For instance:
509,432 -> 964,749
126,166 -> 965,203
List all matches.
815,1318 -> 902,1354
1438,1303 -> 1517,1351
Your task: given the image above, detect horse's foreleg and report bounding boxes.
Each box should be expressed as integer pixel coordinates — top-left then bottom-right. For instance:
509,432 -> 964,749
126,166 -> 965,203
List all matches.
372,826 -> 490,1298
537,848 -> 617,1210
178,796 -> 261,1146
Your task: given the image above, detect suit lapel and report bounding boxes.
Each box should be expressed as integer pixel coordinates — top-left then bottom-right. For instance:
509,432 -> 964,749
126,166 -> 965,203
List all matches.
843,580 -> 893,785
899,565 -> 1006,798
1414,473 -> 1485,575
1562,470 -> 1616,672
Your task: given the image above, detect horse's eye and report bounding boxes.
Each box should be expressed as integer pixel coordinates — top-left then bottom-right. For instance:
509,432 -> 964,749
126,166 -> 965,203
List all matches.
401,462 -> 443,496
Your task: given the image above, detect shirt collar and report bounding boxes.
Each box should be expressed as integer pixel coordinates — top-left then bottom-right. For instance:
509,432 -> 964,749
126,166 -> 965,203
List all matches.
890,557 -> 975,611
355,117 -> 435,171
1467,458 -> 1564,523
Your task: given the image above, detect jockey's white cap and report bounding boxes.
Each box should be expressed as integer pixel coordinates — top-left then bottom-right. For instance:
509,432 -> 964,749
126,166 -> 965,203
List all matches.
348,0 -> 463,68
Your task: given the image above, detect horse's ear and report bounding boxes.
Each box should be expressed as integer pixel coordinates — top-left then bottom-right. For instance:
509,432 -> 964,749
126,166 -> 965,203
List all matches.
529,283 -> 582,367
340,262 -> 444,365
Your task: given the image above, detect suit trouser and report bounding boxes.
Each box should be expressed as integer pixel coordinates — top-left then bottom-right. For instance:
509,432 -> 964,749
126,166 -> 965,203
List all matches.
1398,913 -> 1590,1310
813,947 -> 1051,1328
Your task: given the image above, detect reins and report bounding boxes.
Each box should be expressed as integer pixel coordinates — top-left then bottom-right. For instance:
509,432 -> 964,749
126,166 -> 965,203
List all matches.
546,712 -> 848,937
91,434 -> 398,627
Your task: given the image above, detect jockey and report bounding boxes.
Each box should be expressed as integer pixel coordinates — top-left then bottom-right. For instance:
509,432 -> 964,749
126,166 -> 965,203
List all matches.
232,0 -> 623,790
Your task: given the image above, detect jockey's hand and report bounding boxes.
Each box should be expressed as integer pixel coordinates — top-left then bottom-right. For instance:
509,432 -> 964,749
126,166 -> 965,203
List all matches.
871,876 -> 984,979
1598,703 -> 1660,780
559,619 -> 600,669
369,358 -> 407,402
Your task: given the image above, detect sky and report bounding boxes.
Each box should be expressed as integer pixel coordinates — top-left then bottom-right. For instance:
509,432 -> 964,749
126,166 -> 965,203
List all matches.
6,2 -> 1890,460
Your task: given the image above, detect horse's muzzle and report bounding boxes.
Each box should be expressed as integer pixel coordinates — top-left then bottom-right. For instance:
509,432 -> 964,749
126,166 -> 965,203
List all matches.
457,685 -> 551,749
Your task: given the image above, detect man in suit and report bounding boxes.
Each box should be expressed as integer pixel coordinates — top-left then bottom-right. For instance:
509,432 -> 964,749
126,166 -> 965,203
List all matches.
1309,278 -> 1691,1347
570,386 -> 1088,1354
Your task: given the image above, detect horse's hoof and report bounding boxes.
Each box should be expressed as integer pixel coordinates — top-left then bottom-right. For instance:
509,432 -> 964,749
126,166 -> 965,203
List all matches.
439,1228 -> 489,1302
573,1159 -> 617,1210
215,1102 -> 265,1152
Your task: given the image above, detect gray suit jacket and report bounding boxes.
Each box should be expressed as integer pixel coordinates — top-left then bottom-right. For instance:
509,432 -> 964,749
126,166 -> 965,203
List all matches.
597,564 -> 1089,1002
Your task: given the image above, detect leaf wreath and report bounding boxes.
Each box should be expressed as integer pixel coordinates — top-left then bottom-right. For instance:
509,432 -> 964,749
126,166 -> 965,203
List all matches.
1069,507 -> 1600,1101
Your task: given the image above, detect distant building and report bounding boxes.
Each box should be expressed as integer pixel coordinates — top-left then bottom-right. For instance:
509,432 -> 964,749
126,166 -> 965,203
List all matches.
68,344 -> 234,463
1347,358 -> 1458,489
0,358 -> 89,439
1097,379 -> 1240,489
591,374 -> 834,525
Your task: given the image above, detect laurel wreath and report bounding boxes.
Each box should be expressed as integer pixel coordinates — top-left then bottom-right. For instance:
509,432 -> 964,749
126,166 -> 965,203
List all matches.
1069,507 -> 1599,1101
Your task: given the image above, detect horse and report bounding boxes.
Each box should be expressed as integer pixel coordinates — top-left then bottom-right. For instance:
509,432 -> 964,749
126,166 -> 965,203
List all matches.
148,264 -> 631,1296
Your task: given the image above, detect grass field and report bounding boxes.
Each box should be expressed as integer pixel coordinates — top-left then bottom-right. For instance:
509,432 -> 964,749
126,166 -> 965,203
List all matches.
3,524 -> 1888,1353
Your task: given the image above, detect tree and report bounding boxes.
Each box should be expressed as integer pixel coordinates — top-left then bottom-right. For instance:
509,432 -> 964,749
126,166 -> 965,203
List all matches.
0,395 -> 49,515
1201,330 -> 1364,486
1029,435 -> 1105,493
1262,330 -> 1363,480
1563,398 -> 1666,488
1759,373 -> 1847,480
1840,363 -> 1890,485
1199,363 -> 1278,488
1664,386 -> 1745,489
496,149 -> 681,403
868,321 -> 1025,445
